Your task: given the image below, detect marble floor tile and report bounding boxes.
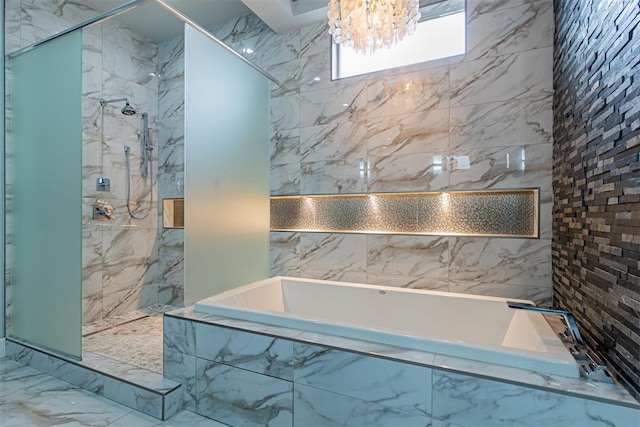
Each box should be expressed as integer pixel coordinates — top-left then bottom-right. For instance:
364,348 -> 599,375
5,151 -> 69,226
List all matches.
0,357 -> 224,426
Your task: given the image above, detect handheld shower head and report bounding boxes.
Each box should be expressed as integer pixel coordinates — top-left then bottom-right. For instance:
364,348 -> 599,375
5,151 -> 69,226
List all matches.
121,101 -> 136,116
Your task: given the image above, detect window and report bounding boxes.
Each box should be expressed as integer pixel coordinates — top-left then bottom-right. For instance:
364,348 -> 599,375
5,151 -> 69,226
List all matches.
331,1 -> 466,80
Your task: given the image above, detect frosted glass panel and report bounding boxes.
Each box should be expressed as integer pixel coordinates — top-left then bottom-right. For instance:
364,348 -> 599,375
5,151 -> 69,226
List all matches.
184,25 -> 270,305
10,31 -> 83,357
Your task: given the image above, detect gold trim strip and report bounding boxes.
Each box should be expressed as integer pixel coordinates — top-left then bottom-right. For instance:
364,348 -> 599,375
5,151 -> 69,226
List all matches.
270,189 -> 539,238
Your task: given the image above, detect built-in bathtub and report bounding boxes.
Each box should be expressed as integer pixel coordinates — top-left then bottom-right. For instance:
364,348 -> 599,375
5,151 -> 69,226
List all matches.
194,276 -> 580,378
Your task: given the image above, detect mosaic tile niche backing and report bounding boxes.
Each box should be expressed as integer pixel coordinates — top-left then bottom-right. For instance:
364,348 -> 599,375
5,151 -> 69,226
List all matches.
271,189 -> 539,238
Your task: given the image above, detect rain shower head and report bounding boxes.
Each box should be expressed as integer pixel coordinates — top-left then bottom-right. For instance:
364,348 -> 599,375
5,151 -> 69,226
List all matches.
121,101 -> 136,116
99,97 -> 136,116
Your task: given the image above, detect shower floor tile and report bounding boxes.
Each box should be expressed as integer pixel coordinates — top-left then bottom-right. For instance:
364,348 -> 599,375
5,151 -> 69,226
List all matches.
82,305 -> 178,374
83,316 -> 163,373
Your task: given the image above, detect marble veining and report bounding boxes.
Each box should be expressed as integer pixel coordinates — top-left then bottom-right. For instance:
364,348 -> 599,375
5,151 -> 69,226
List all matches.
463,0 -> 554,62
0,358 -> 224,427
196,359 -> 293,427
432,370 -> 640,427
167,308 -> 639,409
294,342 -> 432,417
196,323 -> 294,380
294,383 -> 433,427
450,47 -> 553,107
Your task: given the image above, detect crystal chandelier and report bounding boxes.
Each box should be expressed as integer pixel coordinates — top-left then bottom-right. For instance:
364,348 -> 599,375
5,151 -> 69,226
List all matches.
328,0 -> 421,54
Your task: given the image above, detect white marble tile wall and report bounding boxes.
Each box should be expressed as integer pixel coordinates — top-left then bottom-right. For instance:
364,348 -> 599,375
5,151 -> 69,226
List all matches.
157,35 -> 185,307
207,0 -> 556,304
81,17 -> 161,323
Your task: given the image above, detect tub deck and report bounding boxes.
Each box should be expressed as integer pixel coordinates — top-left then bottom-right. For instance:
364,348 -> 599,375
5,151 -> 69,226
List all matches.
195,276 -> 580,378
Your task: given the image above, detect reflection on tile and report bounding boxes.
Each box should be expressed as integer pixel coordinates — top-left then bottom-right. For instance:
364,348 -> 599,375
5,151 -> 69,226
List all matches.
237,28 -> 300,69
367,67 -> 449,118
448,144 -> 553,192
299,51 -> 332,92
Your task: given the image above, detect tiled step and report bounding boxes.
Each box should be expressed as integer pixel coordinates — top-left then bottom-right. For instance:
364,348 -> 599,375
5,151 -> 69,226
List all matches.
5,338 -> 182,420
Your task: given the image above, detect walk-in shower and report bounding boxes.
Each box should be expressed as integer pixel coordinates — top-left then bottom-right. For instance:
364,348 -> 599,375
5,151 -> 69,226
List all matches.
6,0 -> 277,381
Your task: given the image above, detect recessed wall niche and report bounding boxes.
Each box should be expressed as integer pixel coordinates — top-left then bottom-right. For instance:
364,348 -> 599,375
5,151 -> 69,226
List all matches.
271,189 -> 539,238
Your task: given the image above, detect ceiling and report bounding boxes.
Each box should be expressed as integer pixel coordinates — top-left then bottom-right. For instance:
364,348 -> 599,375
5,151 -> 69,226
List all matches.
81,0 -> 328,42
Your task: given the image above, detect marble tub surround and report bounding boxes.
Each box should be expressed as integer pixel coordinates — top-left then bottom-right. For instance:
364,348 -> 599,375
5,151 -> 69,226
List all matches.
5,338 -> 182,420
164,307 -> 639,426
195,277 -> 578,377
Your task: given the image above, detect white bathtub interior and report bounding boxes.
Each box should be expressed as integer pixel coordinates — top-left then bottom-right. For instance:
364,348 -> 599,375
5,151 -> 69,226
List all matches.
195,276 -> 580,378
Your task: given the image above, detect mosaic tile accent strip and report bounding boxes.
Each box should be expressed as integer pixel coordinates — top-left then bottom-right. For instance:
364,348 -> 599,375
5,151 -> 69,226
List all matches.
271,189 -> 539,238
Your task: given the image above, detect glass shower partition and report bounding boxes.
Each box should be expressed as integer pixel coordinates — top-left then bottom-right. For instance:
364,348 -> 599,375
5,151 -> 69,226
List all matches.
183,24 -> 270,305
8,30 -> 83,358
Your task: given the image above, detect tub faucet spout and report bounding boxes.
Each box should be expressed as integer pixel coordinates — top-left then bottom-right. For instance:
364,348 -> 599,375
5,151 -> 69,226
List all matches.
507,301 -> 584,346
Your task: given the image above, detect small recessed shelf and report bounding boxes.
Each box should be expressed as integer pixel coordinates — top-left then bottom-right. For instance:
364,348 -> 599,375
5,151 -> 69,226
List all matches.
270,189 -> 539,238
163,198 -> 184,229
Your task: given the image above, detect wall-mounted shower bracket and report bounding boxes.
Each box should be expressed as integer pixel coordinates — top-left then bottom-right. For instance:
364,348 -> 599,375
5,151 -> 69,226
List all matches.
96,178 -> 111,192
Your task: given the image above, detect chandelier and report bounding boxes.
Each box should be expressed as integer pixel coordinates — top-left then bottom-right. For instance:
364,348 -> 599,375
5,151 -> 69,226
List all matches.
328,0 -> 421,54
